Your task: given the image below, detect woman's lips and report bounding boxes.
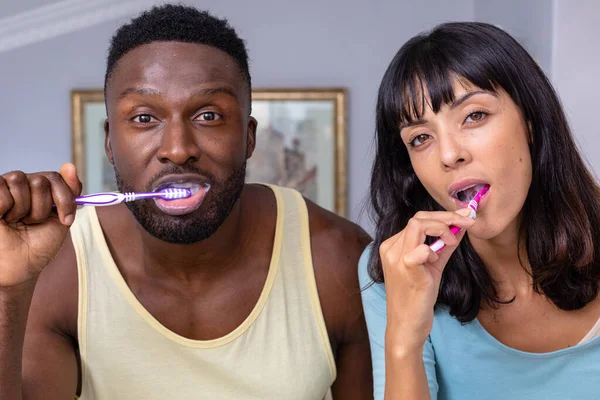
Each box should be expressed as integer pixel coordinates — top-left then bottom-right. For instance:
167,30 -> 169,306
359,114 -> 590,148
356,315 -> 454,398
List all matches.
451,185 -> 491,210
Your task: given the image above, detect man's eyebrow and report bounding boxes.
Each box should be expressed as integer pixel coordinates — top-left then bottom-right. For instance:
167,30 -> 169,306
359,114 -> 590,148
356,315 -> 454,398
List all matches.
117,87 -> 161,100
194,87 -> 238,99
117,86 -> 239,101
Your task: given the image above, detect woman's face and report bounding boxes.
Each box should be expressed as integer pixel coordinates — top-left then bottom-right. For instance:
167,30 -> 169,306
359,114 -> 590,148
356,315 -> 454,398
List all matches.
399,78 -> 532,241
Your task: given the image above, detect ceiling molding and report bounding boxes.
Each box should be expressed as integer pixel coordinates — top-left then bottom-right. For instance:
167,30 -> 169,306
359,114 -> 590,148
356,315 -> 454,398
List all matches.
0,0 -> 157,54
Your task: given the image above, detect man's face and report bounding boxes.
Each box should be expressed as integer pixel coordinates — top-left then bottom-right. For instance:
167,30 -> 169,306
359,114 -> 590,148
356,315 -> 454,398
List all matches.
104,41 -> 256,243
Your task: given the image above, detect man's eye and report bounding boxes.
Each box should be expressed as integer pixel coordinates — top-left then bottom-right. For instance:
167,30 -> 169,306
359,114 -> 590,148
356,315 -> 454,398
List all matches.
133,114 -> 154,123
197,112 -> 221,121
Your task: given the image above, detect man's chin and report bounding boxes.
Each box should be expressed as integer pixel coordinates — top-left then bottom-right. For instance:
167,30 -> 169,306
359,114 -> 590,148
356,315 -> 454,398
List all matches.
136,214 -> 222,244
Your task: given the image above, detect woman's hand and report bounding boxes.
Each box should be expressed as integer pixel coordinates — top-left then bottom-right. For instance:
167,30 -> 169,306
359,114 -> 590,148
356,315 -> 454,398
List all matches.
380,209 -> 474,353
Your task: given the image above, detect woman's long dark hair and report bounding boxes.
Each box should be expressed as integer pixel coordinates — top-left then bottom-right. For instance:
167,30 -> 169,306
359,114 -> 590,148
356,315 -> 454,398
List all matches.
369,22 -> 600,322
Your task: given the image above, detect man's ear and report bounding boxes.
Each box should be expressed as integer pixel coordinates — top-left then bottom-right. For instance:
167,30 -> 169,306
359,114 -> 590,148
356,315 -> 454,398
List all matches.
104,119 -> 114,165
246,116 -> 257,159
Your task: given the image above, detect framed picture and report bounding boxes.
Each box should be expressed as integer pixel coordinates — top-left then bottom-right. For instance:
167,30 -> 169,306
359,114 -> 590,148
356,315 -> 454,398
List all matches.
71,90 -> 117,194
249,89 -> 347,216
71,88 -> 347,216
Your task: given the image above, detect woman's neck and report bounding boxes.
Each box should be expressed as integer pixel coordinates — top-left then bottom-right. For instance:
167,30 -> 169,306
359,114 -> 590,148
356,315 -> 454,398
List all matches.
469,225 -> 534,300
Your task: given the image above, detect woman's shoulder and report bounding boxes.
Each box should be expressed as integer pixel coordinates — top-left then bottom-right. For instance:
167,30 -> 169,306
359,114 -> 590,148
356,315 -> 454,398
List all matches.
358,243 -> 386,296
358,243 -> 387,316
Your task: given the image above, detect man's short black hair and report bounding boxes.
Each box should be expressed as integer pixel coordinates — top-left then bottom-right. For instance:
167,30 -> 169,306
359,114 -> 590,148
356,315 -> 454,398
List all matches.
104,4 -> 251,98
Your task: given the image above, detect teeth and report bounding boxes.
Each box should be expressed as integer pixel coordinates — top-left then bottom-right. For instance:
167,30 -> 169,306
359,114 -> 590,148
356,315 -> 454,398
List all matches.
159,182 -> 210,195
160,188 -> 191,199
455,184 -> 486,202
168,183 -> 199,195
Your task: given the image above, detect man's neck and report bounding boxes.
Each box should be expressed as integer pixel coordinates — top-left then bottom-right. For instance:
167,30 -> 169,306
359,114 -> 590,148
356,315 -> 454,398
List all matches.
137,194 -> 248,283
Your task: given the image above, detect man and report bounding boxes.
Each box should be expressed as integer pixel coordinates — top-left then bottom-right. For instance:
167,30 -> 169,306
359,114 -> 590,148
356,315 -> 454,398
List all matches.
0,4 -> 373,400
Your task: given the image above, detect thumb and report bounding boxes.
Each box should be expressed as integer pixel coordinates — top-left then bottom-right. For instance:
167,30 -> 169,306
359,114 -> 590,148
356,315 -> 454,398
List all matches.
435,229 -> 467,266
59,163 -> 83,197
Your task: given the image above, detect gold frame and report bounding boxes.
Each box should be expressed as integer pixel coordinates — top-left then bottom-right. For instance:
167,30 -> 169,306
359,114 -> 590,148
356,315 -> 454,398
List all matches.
71,89 -> 106,187
252,88 -> 347,217
71,88 -> 347,216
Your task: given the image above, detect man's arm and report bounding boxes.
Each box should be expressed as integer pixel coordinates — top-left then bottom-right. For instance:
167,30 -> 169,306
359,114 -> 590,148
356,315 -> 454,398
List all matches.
0,165 -> 81,400
0,281 -> 36,399
0,242 -> 79,400
19,237 -> 78,400
307,200 -> 374,399
22,236 -> 79,399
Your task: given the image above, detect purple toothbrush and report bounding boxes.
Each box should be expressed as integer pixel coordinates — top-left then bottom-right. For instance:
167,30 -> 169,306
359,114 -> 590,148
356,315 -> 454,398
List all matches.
73,188 -> 192,207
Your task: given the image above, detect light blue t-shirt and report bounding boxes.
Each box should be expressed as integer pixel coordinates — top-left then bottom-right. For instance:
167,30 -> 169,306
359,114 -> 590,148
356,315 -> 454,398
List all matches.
359,245 -> 600,400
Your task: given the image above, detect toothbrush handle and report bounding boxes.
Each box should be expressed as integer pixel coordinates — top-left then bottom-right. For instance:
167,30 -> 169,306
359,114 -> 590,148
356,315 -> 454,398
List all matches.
429,225 -> 462,254
75,192 -> 126,206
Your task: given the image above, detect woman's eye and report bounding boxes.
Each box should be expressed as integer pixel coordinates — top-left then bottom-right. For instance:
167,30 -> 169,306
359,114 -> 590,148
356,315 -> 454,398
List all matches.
133,114 -> 154,123
465,111 -> 487,123
409,133 -> 431,147
197,112 -> 221,121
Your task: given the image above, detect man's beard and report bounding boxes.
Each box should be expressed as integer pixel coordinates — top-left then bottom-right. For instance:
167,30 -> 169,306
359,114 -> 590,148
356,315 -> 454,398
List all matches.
115,163 -> 246,244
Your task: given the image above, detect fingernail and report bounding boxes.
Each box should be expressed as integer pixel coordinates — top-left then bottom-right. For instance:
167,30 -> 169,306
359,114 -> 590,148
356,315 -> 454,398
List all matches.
64,214 -> 74,226
456,208 -> 472,217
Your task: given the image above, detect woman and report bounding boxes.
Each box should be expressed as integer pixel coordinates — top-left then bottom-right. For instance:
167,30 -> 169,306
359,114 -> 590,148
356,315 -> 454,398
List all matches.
359,22 -> 600,399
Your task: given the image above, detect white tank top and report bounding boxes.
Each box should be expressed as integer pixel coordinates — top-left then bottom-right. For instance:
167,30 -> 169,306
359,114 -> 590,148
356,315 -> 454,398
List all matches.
71,184 -> 336,399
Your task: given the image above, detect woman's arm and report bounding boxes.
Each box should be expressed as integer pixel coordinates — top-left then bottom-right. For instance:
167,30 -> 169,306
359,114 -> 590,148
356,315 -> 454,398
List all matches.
359,245 -> 442,400
384,336 -> 437,400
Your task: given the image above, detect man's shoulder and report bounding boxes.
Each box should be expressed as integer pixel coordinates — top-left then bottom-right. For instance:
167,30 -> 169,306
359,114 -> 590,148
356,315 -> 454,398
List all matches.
302,196 -> 372,350
304,197 -> 371,257
303,194 -> 370,303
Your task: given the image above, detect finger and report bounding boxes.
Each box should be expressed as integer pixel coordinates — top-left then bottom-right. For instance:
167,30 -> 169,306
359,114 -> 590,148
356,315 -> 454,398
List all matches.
427,247 -> 441,264
380,229 -> 405,255
0,177 -> 14,218
59,163 -> 82,197
2,171 -> 31,223
447,228 -> 468,248
403,243 -> 438,267
402,218 -> 471,253
401,244 -> 439,285
45,171 -> 77,226
21,175 -> 53,224
381,218 -> 450,272
434,229 -> 469,268
414,209 -> 476,226
432,223 -> 472,249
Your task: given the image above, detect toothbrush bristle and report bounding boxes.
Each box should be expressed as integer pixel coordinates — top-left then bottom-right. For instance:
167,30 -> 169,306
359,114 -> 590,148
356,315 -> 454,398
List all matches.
469,184 -> 490,210
160,188 -> 192,200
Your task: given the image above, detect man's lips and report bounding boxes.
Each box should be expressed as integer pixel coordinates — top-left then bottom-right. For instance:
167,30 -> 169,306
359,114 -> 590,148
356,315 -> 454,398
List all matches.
150,174 -> 213,216
152,173 -> 212,193
154,184 -> 211,216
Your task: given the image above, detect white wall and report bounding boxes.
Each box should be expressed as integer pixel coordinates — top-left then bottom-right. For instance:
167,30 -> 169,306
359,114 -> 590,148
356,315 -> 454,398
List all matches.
474,0 -> 554,76
0,0 -> 59,17
0,0 -> 475,231
552,0 -> 600,179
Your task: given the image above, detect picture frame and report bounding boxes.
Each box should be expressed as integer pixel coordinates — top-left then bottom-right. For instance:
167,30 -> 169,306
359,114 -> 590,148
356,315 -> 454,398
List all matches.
71,90 -> 116,194
71,88 -> 347,216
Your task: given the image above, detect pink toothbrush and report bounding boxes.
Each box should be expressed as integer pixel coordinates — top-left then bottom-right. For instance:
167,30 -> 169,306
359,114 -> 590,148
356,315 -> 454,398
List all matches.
429,184 -> 489,253
72,188 -> 192,207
